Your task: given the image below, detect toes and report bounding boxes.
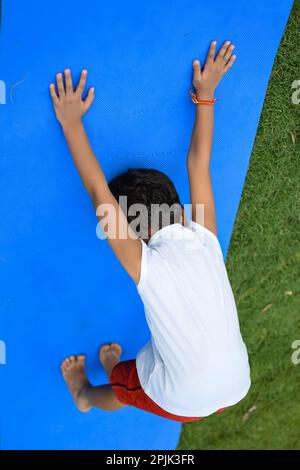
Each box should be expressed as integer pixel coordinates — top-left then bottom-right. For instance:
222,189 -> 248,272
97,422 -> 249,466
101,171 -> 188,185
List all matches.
65,355 -> 75,364
77,354 -> 86,364
110,343 -> 122,356
99,343 -> 122,363
61,359 -> 69,376
61,358 -> 69,369
61,355 -> 76,370
99,344 -> 110,356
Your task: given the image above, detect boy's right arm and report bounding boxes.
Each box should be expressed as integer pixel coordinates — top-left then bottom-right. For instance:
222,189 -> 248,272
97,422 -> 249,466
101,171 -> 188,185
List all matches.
50,69 -> 142,285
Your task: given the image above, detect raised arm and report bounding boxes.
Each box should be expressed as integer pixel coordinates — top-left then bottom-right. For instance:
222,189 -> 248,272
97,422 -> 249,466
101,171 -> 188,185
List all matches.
49,69 -> 141,284
187,40 -> 236,236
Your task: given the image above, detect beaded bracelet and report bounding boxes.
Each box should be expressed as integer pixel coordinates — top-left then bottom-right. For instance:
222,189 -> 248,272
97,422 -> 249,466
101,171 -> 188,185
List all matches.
190,88 -> 218,105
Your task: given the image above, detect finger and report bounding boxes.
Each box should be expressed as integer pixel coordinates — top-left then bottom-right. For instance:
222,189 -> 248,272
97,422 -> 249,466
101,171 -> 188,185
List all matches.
49,83 -> 59,105
76,69 -> 88,96
192,60 -> 202,82
224,54 -> 236,72
223,44 -> 235,64
217,40 -> 231,62
64,68 -> 73,94
206,40 -> 217,63
83,86 -> 95,111
56,73 -> 65,97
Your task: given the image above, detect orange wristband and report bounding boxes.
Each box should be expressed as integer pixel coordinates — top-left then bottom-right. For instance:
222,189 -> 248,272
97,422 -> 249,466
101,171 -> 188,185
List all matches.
189,88 -> 218,105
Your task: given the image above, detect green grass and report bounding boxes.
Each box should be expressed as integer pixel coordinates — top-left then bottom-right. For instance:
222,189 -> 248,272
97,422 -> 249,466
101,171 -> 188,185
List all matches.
179,0 -> 300,450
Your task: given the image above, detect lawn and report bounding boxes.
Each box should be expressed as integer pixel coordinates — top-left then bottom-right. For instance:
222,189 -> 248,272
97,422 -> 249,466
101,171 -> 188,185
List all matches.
179,0 -> 300,450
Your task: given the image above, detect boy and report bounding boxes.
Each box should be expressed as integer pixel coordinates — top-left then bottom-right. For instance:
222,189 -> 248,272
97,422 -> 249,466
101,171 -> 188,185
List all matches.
50,40 -> 250,421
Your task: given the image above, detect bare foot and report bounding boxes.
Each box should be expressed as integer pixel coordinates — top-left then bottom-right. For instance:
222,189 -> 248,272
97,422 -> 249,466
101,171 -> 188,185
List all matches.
61,354 -> 91,412
99,343 -> 122,380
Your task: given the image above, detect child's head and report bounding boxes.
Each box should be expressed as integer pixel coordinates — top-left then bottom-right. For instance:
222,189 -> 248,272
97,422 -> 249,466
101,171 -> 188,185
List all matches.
109,168 -> 183,241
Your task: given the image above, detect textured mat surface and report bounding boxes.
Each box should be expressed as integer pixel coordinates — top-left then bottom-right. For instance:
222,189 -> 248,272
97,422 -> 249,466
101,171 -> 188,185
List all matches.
0,0 -> 293,450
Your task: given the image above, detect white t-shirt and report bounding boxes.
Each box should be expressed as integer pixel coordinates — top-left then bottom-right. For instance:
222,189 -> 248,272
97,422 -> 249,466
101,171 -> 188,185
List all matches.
136,221 -> 251,417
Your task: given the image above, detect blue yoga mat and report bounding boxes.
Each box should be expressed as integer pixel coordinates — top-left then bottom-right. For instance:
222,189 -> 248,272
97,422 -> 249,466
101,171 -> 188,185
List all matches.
0,0 -> 293,450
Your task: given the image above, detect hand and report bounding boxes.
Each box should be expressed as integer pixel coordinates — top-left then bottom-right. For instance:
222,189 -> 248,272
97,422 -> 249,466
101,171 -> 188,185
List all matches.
49,69 -> 95,128
192,40 -> 236,100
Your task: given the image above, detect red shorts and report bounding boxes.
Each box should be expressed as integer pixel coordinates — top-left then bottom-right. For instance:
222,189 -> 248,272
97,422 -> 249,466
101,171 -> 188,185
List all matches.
110,359 -> 225,423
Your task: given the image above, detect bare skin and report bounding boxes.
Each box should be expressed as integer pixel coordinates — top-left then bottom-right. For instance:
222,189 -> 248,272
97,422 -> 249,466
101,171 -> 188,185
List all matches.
99,343 -> 122,379
188,40 -> 236,236
49,41 -> 236,283
53,40 -> 236,413
49,71 -> 142,285
61,343 -> 124,412
61,354 -> 91,412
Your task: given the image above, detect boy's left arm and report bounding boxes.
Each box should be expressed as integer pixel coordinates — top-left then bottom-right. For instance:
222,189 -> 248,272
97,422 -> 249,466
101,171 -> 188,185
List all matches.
187,40 -> 236,236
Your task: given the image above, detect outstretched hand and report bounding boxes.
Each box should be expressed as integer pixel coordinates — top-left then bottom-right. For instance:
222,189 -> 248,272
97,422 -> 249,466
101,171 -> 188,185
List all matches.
49,69 -> 95,128
192,40 -> 236,100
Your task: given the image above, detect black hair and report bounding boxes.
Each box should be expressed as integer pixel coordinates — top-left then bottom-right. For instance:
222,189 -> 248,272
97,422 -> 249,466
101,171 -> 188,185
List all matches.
108,168 -> 182,238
